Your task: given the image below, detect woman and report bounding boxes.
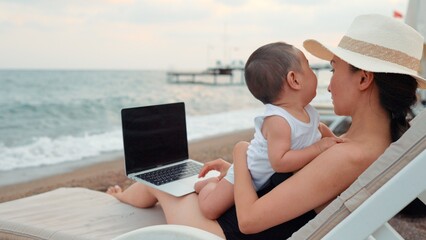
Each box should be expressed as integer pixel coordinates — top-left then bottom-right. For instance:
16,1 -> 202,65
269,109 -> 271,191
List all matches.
108,14 -> 426,239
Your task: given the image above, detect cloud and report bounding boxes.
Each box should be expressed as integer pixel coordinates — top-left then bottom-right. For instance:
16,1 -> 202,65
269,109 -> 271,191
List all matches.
214,0 -> 248,7
0,0 -> 409,69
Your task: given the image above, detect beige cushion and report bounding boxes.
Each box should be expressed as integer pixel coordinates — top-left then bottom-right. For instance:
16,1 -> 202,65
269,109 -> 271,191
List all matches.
289,109 -> 426,240
113,225 -> 224,240
0,187 -> 166,240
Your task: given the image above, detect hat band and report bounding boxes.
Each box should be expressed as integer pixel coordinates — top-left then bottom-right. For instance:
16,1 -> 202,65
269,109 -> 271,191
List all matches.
338,36 -> 420,71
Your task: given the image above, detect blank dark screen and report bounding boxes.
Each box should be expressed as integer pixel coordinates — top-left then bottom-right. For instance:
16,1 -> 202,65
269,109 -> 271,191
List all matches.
121,102 -> 188,174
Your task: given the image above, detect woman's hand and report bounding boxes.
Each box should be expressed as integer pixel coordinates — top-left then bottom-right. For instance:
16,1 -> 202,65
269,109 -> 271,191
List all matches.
233,141 -> 251,180
232,141 -> 250,166
198,158 -> 231,180
233,141 -> 263,233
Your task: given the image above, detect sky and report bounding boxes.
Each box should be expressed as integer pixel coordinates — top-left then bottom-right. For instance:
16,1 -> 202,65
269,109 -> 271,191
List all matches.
0,0 -> 409,70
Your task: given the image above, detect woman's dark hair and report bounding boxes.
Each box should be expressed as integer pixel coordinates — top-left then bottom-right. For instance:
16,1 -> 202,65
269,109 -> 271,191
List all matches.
350,65 -> 418,141
244,42 -> 301,104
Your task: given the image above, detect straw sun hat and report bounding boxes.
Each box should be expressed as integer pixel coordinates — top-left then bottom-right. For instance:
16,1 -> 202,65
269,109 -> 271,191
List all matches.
304,14 -> 426,89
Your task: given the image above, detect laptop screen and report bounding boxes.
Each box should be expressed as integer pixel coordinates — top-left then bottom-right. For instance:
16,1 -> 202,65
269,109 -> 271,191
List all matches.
121,102 -> 189,174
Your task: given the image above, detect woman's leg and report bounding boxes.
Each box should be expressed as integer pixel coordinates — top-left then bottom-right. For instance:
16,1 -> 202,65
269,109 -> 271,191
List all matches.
108,182 -> 226,238
152,187 -> 225,238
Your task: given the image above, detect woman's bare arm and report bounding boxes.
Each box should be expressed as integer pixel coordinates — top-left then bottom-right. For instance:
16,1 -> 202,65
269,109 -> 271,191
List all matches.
233,140 -> 368,234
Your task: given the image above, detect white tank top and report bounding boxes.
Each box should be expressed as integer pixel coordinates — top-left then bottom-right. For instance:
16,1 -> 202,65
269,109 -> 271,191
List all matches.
225,104 -> 322,190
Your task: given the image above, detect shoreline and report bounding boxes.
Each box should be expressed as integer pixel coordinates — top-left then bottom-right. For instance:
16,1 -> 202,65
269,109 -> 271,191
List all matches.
0,151 -> 124,187
0,129 -> 255,203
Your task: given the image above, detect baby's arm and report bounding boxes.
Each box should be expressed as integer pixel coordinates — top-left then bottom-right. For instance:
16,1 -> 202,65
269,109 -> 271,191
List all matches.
265,117 -> 341,173
318,122 -> 337,138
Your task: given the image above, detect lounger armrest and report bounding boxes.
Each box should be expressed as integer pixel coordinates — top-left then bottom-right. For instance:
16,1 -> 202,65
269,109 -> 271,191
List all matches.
112,224 -> 224,240
322,149 -> 426,240
419,190 -> 426,205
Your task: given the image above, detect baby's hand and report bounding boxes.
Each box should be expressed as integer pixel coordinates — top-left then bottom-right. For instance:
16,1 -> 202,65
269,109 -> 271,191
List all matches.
316,137 -> 344,153
198,158 -> 230,180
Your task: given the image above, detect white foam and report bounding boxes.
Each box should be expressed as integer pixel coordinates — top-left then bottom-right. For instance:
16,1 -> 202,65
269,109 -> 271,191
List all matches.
0,108 -> 263,171
186,108 -> 262,141
0,131 -> 123,171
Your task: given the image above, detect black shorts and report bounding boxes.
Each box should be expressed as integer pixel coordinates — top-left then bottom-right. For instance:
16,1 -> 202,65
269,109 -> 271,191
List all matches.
217,172 -> 316,240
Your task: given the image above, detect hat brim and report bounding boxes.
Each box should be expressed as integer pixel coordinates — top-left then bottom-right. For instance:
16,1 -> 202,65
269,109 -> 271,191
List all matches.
304,39 -> 426,89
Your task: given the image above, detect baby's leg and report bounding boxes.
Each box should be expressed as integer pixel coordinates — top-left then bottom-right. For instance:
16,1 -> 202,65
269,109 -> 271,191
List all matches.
194,177 -> 219,193
198,179 -> 234,220
107,182 -> 157,208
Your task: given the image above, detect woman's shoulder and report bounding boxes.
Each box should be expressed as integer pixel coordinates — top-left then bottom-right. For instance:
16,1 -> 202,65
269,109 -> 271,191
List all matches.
329,140 -> 365,159
322,137 -> 385,169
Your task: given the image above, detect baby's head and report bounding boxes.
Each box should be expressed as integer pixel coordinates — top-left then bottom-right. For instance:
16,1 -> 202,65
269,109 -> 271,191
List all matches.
244,42 -> 302,104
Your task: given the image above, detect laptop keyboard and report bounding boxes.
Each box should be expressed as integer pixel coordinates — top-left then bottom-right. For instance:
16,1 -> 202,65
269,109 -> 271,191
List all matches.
136,161 -> 203,186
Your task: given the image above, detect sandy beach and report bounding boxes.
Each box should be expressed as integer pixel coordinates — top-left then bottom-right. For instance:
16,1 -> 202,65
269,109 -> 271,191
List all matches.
0,129 -> 425,239
0,129 -> 254,203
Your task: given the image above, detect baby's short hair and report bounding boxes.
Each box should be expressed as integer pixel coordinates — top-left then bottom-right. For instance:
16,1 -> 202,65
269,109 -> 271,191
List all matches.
245,42 -> 301,104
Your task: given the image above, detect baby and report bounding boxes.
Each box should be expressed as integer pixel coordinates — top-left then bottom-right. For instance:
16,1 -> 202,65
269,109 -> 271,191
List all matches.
195,42 -> 342,219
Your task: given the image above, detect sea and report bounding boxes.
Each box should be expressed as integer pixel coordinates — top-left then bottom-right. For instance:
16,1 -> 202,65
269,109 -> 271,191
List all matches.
0,69 -> 332,185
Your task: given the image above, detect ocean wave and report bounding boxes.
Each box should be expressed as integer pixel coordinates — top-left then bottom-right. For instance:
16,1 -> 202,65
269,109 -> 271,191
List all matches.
0,108 -> 263,171
0,131 -> 123,171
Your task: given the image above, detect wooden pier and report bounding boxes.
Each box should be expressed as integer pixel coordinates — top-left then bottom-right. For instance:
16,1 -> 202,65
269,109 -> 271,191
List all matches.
167,67 -> 245,85
310,63 -> 332,75
167,64 -> 330,85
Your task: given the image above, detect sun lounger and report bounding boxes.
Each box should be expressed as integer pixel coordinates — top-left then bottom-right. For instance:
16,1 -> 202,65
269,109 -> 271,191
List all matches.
289,109 -> 426,239
0,187 -> 167,239
0,110 -> 425,240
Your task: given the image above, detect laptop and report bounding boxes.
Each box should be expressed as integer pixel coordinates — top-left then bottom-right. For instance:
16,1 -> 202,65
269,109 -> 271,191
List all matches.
121,102 -> 204,197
